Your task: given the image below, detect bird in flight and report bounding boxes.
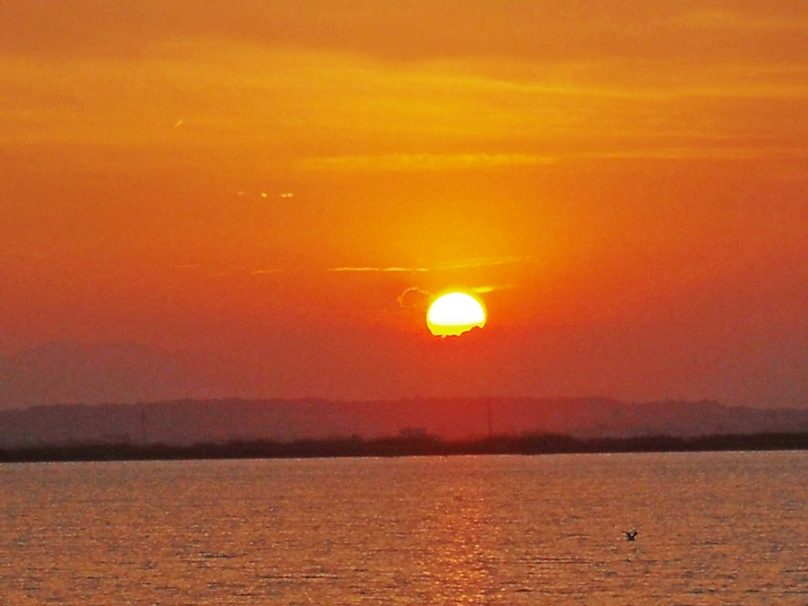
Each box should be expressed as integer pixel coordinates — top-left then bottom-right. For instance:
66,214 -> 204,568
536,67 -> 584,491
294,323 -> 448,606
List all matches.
624,529 -> 638,541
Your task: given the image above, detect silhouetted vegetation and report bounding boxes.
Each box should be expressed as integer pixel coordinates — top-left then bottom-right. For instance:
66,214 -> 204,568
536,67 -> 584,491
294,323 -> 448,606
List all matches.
1,432 -> 807,463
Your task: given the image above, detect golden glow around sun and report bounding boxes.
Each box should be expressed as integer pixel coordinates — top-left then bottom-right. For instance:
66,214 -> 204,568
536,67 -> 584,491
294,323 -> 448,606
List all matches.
426,292 -> 487,336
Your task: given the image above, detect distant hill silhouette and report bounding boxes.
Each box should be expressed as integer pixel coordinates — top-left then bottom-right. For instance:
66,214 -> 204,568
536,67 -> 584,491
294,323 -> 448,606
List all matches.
2,397 -> 808,448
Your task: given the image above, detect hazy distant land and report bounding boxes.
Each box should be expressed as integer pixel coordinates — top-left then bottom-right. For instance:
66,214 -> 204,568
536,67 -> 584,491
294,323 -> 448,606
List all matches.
2,398 -> 808,457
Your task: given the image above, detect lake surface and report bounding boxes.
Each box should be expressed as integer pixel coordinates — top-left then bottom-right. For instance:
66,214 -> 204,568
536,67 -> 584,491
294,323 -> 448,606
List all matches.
1,451 -> 806,604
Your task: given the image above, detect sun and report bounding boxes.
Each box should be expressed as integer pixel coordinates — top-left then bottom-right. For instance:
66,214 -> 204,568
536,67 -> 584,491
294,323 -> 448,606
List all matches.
426,291 -> 487,336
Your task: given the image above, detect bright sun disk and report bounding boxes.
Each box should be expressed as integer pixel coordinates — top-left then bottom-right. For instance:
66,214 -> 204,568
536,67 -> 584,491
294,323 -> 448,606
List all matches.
426,292 -> 487,336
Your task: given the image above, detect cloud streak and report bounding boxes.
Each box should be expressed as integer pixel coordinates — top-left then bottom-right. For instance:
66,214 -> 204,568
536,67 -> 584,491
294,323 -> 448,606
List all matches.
331,266 -> 429,273
330,256 -> 529,274
301,153 -> 555,172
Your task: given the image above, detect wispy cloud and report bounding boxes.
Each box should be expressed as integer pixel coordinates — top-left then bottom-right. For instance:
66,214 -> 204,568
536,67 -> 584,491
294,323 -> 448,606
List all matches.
300,153 -> 554,172
471,284 -> 517,294
302,144 -> 808,173
331,266 -> 429,273
669,10 -> 808,32
330,256 -> 529,274
206,268 -> 285,279
435,256 -> 530,270
398,287 -> 430,310
577,146 -> 808,161
5,36 -> 807,176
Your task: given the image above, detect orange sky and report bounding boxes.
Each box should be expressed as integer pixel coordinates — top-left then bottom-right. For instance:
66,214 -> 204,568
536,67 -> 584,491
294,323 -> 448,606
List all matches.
1,1 -> 806,408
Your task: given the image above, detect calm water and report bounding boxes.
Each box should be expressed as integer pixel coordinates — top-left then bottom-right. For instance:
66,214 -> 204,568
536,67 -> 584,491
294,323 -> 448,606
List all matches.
1,452 -> 806,605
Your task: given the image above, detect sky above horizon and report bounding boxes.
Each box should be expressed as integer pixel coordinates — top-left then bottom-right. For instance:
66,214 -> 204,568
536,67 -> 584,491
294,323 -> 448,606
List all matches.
1,1 -> 806,408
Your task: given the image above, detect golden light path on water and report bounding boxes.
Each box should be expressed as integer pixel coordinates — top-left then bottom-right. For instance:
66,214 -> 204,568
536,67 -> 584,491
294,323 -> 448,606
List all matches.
1,453 -> 805,604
